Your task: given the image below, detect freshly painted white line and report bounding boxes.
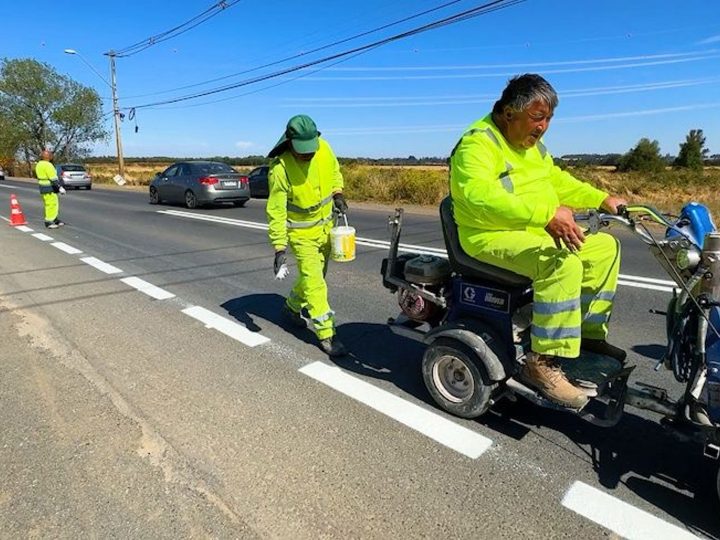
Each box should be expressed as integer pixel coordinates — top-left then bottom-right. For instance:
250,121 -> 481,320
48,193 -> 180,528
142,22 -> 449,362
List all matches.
120,277 -> 175,300
80,257 -> 123,275
181,305 -> 269,347
158,210 -> 681,293
14,225 -> 34,232
617,279 -> 676,293
51,242 -> 83,255
299,361 -> 493,458
32,233 -> 53,241
619,273 -> 676,286
562,481 -> 699,539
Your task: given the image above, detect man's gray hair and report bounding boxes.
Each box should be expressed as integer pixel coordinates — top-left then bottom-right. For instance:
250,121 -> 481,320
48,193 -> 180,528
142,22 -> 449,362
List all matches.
492,74 -> 558,114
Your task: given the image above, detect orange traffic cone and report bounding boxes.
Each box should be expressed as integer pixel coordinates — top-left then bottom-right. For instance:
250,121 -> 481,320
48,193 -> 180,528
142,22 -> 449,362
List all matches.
9,193 -> 27,226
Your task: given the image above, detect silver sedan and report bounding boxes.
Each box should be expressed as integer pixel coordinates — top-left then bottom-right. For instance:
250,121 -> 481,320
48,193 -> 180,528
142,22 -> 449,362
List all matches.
149,161 -> 251,209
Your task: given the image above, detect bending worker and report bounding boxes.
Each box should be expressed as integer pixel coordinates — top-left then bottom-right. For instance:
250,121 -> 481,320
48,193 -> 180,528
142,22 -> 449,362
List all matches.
449,74 -> 627,409
266,114 -> 348,357
35,149 -> 65,229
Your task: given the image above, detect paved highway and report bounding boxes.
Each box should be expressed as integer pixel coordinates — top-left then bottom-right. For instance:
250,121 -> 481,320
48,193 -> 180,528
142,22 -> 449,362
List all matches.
0,177 -> 717,538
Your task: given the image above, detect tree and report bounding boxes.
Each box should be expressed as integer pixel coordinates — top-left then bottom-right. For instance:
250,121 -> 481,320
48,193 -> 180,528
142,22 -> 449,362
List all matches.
0,58 -> 108,164
617,138 -> 666,172
674,129 -> 708,170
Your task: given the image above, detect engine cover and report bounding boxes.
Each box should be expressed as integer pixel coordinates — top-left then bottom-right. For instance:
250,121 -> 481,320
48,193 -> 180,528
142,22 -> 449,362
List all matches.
403,255 -> 451,286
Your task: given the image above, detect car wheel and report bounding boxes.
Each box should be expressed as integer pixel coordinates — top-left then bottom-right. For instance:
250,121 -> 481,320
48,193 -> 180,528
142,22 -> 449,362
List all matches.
86,185 -> 92,190
185,190 -> 198,209
149,187 -> 160,205
233,200 -> 247,207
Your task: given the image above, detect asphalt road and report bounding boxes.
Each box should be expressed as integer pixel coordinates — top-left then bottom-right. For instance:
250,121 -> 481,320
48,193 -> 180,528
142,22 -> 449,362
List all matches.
0,177 -> 718,539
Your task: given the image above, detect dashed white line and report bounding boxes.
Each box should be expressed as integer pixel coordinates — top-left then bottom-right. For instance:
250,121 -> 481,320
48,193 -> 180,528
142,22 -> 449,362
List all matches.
181,305 -> 270,347
120,277 -> 175,300
562,481 -> 699,540
51,242 -> 83,255
299,361 -> 493,459
14,225 -> 34,232
80,257 -> 123,275
617,279 -> 676,293
32,233 -> 53,241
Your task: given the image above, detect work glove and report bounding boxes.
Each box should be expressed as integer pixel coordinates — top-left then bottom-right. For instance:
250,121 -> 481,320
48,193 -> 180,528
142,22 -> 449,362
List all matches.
333,193 -> 348,215
274,250 -> 289,280
58,186 -> 67,195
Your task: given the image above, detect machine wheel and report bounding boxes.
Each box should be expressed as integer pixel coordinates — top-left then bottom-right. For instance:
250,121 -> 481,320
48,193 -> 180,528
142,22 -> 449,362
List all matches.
233,200 -> 247,207
716,464 -> 720,503
149,187 -> 160,204
422,337 -> 497,419
184,190 -> 198,209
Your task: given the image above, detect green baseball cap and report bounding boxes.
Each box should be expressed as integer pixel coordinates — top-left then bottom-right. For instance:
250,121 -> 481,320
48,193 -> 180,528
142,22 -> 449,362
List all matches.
268,114 -> 320,158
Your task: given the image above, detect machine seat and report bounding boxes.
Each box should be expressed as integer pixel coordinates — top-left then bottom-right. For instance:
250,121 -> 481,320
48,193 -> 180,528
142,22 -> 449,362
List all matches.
440,196 -> 531,288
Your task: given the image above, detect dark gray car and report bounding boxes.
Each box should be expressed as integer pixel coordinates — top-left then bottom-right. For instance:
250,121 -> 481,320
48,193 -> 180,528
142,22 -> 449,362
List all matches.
149,161 -> 250,208
248,165 -> 269,198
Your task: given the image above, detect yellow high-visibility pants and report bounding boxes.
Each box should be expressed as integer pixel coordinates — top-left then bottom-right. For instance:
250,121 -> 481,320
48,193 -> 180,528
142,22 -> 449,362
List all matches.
42,192 -> 59,224
461,230 -> 620,358
286,222 -> 335,340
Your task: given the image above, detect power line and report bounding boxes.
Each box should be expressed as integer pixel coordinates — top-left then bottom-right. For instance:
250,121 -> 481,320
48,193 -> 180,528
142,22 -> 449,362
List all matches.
121,0 -> 466,100
125,0 -> 525,110
110,0 -> 242,58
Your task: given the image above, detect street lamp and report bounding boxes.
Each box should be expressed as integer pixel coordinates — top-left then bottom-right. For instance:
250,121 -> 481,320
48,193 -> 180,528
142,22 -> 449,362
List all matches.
64,48 -> 125,181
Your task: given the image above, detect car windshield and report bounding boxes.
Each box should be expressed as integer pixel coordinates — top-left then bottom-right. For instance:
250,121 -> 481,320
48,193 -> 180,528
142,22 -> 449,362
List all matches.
194,163 -> 234,175
61,165 -> 86,172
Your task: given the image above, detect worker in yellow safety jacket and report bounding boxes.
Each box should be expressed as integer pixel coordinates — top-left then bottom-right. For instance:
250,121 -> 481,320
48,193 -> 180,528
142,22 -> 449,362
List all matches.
266,115 -> 348,357
35,149 -> 66,229
449,74 -> 628,409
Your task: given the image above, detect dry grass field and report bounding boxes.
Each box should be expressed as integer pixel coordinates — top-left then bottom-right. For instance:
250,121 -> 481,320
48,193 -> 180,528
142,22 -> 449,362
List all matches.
86,160 -> 720,215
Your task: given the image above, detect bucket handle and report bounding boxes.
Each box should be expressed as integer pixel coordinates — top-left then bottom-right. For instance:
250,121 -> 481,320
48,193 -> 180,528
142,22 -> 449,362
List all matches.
335,213 -> 349,227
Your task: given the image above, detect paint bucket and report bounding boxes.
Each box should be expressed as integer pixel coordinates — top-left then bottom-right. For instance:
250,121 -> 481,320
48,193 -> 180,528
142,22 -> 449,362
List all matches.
330,214 -> 356,262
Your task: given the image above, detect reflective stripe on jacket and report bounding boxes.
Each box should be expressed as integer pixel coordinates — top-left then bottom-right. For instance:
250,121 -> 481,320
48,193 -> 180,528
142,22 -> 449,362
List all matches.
449,114 -> 607,235
266,138 -> 344,249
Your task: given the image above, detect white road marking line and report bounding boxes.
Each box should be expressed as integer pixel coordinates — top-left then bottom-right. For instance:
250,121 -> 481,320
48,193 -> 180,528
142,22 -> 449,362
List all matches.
299,361 -> 493,458
181,305 -> 269,347
14,225 -> 34,232
158,210 -> 681,293
619,273 -> 675,286
51,242 -> 83,255
120,277 -> 175,300
562,481 -> 699,540
80,257 -> 123,275
617,279 -> 677,293
32,233 -> 54,241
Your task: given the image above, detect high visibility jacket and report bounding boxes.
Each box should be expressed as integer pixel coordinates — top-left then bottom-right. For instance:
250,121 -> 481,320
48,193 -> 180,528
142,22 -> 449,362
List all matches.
449,114 -> 607,235
35,160 -> 59,194
266,138 -> 344,250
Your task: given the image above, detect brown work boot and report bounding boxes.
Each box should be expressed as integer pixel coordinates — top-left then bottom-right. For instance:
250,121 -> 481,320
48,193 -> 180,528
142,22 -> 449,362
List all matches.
520,352 -> 589,409
581,338 -> 627,363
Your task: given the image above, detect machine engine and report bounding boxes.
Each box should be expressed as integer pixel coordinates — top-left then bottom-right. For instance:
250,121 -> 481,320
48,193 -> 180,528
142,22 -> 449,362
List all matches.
395,255 -> 451,322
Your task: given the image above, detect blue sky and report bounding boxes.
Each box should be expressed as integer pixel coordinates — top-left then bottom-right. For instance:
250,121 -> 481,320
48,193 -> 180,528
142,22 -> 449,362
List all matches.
4,0 -> 720,158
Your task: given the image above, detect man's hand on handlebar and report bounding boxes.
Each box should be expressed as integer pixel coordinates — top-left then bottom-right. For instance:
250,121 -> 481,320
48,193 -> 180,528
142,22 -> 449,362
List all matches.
546,206 -> 585,252
601,195 -> 628,215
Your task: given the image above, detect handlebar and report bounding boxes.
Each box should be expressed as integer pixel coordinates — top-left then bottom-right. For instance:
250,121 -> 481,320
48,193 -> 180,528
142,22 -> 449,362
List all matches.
574,204 -> 681,245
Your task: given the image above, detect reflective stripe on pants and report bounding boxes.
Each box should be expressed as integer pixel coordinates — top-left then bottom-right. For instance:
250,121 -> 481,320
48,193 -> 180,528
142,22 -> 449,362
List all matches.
461,230 -> 620,358
286,223 -> 335,340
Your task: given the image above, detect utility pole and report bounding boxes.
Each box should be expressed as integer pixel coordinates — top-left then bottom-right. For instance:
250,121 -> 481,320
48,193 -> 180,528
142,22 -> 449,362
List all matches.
64,48 -> 126,182
107,51 -> 126,181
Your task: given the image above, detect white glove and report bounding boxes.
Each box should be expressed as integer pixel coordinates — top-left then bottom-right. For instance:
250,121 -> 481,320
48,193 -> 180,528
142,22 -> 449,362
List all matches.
274,263 -> 289,280
59,186 -> 67,195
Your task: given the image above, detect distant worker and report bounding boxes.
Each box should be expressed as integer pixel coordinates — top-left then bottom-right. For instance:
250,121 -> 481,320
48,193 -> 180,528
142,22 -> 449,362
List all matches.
449,74 -> 627,409
35,149 -> 66,229
266,114 -> 348,357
